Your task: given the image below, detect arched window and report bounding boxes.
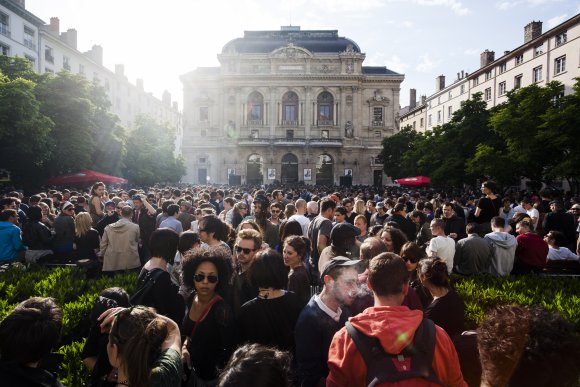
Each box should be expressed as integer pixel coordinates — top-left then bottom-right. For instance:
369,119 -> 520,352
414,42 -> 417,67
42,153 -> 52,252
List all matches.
246,154 -> 263,185
282,91 -> 299,125
247,92 -> 263,124
316,154 -> 334,185
317,92 -> 334,125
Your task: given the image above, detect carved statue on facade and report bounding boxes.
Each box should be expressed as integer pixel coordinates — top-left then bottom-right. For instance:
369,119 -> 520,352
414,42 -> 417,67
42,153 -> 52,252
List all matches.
345,121 -> 354,138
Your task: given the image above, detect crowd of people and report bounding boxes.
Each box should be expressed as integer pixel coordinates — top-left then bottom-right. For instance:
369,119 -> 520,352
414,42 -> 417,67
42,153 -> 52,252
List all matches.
1,181 -> 580,386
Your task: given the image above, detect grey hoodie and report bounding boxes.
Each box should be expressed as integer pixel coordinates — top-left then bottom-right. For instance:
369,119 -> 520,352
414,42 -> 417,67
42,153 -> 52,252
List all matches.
484,231 -> 517,276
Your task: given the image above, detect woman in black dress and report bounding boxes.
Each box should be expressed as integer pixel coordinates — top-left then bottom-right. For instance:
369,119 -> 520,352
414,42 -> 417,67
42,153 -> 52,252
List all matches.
136,228 -> 185,324
282,235 -> 311,307
74,212 -> 100,262
417,257 -> 465,338
474,180 -> 502,234
181,247 -> 234,385
238,249 -> 303,353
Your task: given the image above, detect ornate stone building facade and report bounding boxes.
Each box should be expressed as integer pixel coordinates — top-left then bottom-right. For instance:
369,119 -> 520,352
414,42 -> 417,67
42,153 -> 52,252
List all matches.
181,27 -> 404,185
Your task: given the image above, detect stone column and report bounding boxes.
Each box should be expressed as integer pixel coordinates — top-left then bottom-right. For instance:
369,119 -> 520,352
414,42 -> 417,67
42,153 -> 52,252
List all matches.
305,86 -> 311,138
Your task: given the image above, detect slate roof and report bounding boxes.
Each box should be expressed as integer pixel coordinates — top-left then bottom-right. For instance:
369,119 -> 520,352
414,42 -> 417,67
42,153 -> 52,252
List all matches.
222,28 -> 361,54
362,66 -> 401,76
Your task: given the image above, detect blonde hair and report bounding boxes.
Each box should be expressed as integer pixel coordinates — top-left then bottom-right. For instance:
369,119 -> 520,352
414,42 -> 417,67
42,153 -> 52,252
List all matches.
75,212 -> 93,237
354,199 -> 366,215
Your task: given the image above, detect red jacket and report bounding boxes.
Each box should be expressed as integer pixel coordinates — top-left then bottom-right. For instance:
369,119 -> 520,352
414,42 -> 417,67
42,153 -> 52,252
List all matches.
327,306 -> 466,387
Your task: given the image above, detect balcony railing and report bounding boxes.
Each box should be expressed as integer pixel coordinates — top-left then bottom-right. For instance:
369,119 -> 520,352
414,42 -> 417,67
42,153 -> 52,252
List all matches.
247,119 -> 263,126
372,121 -> 384,127
317,120 -> 334,126
282,120 -> 298,126
237,136 -> 342,147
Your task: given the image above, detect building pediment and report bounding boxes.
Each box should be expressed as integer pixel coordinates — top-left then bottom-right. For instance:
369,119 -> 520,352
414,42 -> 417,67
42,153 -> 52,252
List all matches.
269,43 -> 313,59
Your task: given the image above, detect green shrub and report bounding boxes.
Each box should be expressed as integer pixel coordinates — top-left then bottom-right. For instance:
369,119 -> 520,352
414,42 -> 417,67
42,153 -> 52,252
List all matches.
57,339 -> 89,387
454,274 -> 580,329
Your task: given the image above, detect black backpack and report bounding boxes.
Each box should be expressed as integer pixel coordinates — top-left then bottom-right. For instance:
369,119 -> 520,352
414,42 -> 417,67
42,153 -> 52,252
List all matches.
345,318 -> 442,386
130,268 -> 165,306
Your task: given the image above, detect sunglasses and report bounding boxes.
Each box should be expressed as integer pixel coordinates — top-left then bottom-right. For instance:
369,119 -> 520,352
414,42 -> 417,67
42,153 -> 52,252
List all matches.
402,256 -> 419,264
235,246 -> 256,254
194,274 -> 218,283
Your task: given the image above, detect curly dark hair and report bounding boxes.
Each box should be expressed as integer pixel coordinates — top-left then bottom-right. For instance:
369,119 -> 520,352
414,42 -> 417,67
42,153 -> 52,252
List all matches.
478,305 -> 580,386
181,247 -> 232,297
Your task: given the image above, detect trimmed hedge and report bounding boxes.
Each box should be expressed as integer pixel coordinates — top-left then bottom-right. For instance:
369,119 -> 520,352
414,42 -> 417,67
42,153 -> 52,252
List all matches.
1,266 -> 579,386
453,274 -> 580,329
0,265 -> 137,386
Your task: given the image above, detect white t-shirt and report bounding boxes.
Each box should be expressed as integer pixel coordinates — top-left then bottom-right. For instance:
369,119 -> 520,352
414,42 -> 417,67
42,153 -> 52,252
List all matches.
287,214 -> 310,237
426,235 -> 456,273
547,246 -> 579,261
526,207 -> 540,229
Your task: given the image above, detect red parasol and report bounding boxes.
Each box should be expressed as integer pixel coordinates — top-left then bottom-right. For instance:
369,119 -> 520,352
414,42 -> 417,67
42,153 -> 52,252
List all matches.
46,169 -> 128,185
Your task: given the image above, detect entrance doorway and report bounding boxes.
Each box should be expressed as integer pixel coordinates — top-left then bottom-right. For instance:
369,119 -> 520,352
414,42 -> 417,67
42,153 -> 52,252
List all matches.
198,168 -> 207,184
316,154 -> 334,186
246,154 -> 263,185
281,153 -> 299,184
373,170 -> 383,187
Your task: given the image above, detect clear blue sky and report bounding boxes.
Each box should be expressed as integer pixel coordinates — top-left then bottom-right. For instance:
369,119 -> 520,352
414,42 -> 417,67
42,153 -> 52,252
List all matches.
26,0 -> 580,110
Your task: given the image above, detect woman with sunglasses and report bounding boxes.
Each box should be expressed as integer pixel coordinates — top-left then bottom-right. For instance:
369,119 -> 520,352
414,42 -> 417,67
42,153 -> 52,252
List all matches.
89,182 -> 106,228
400,241 -> 431,309
180,247 -> 234,385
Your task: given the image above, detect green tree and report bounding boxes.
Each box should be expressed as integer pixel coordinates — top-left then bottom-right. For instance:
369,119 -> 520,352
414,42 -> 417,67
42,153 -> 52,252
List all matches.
538,78 -> 580,192
89,84 -> 127,176
489,82 -> 564,185
0,74 -> 54,187
378,125 -> 418,179
123,116 -> 185,186
36,72 -> 96,176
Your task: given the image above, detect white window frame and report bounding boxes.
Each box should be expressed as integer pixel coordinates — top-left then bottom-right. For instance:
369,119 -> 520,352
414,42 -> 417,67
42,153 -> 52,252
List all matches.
515,54 -> 523,66
534,44 -> 543,57
533,66 -> 542,83
0,42 -> 9,56
514,74 -> 522,90
485,88 -> 492,101
554,56 -> 566,75
498,81 -> 507,96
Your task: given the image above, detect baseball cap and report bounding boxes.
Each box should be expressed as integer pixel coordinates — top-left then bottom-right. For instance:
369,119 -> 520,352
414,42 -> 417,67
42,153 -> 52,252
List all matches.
330,222 -> 360,242
376,201 -> 385,209
320,256 -> 360,279
61,201 -> 74,210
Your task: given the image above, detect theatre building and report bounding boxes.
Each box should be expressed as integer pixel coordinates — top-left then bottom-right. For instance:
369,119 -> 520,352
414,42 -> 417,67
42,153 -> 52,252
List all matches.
180,26 -> 404,185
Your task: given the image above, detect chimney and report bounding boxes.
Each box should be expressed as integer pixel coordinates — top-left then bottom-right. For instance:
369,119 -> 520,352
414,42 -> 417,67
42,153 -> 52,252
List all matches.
60,28 -> 77,49
524,21 -> 542,43
409,88 -> 417,109
421,95 -> 426,105
136,78 -> 144,91
504,50 -> 510,56
162,90 -> 171,106
115,64 -> 125,77
49,17 -> 60,35
86,45 -> 103,65
480,50 -> 495,68
461,70 -> 465,78
436,75 -> 445,92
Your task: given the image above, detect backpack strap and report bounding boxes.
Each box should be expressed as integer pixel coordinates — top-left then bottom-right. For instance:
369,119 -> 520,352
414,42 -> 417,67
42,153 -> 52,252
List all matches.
345,319 -> 442,386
